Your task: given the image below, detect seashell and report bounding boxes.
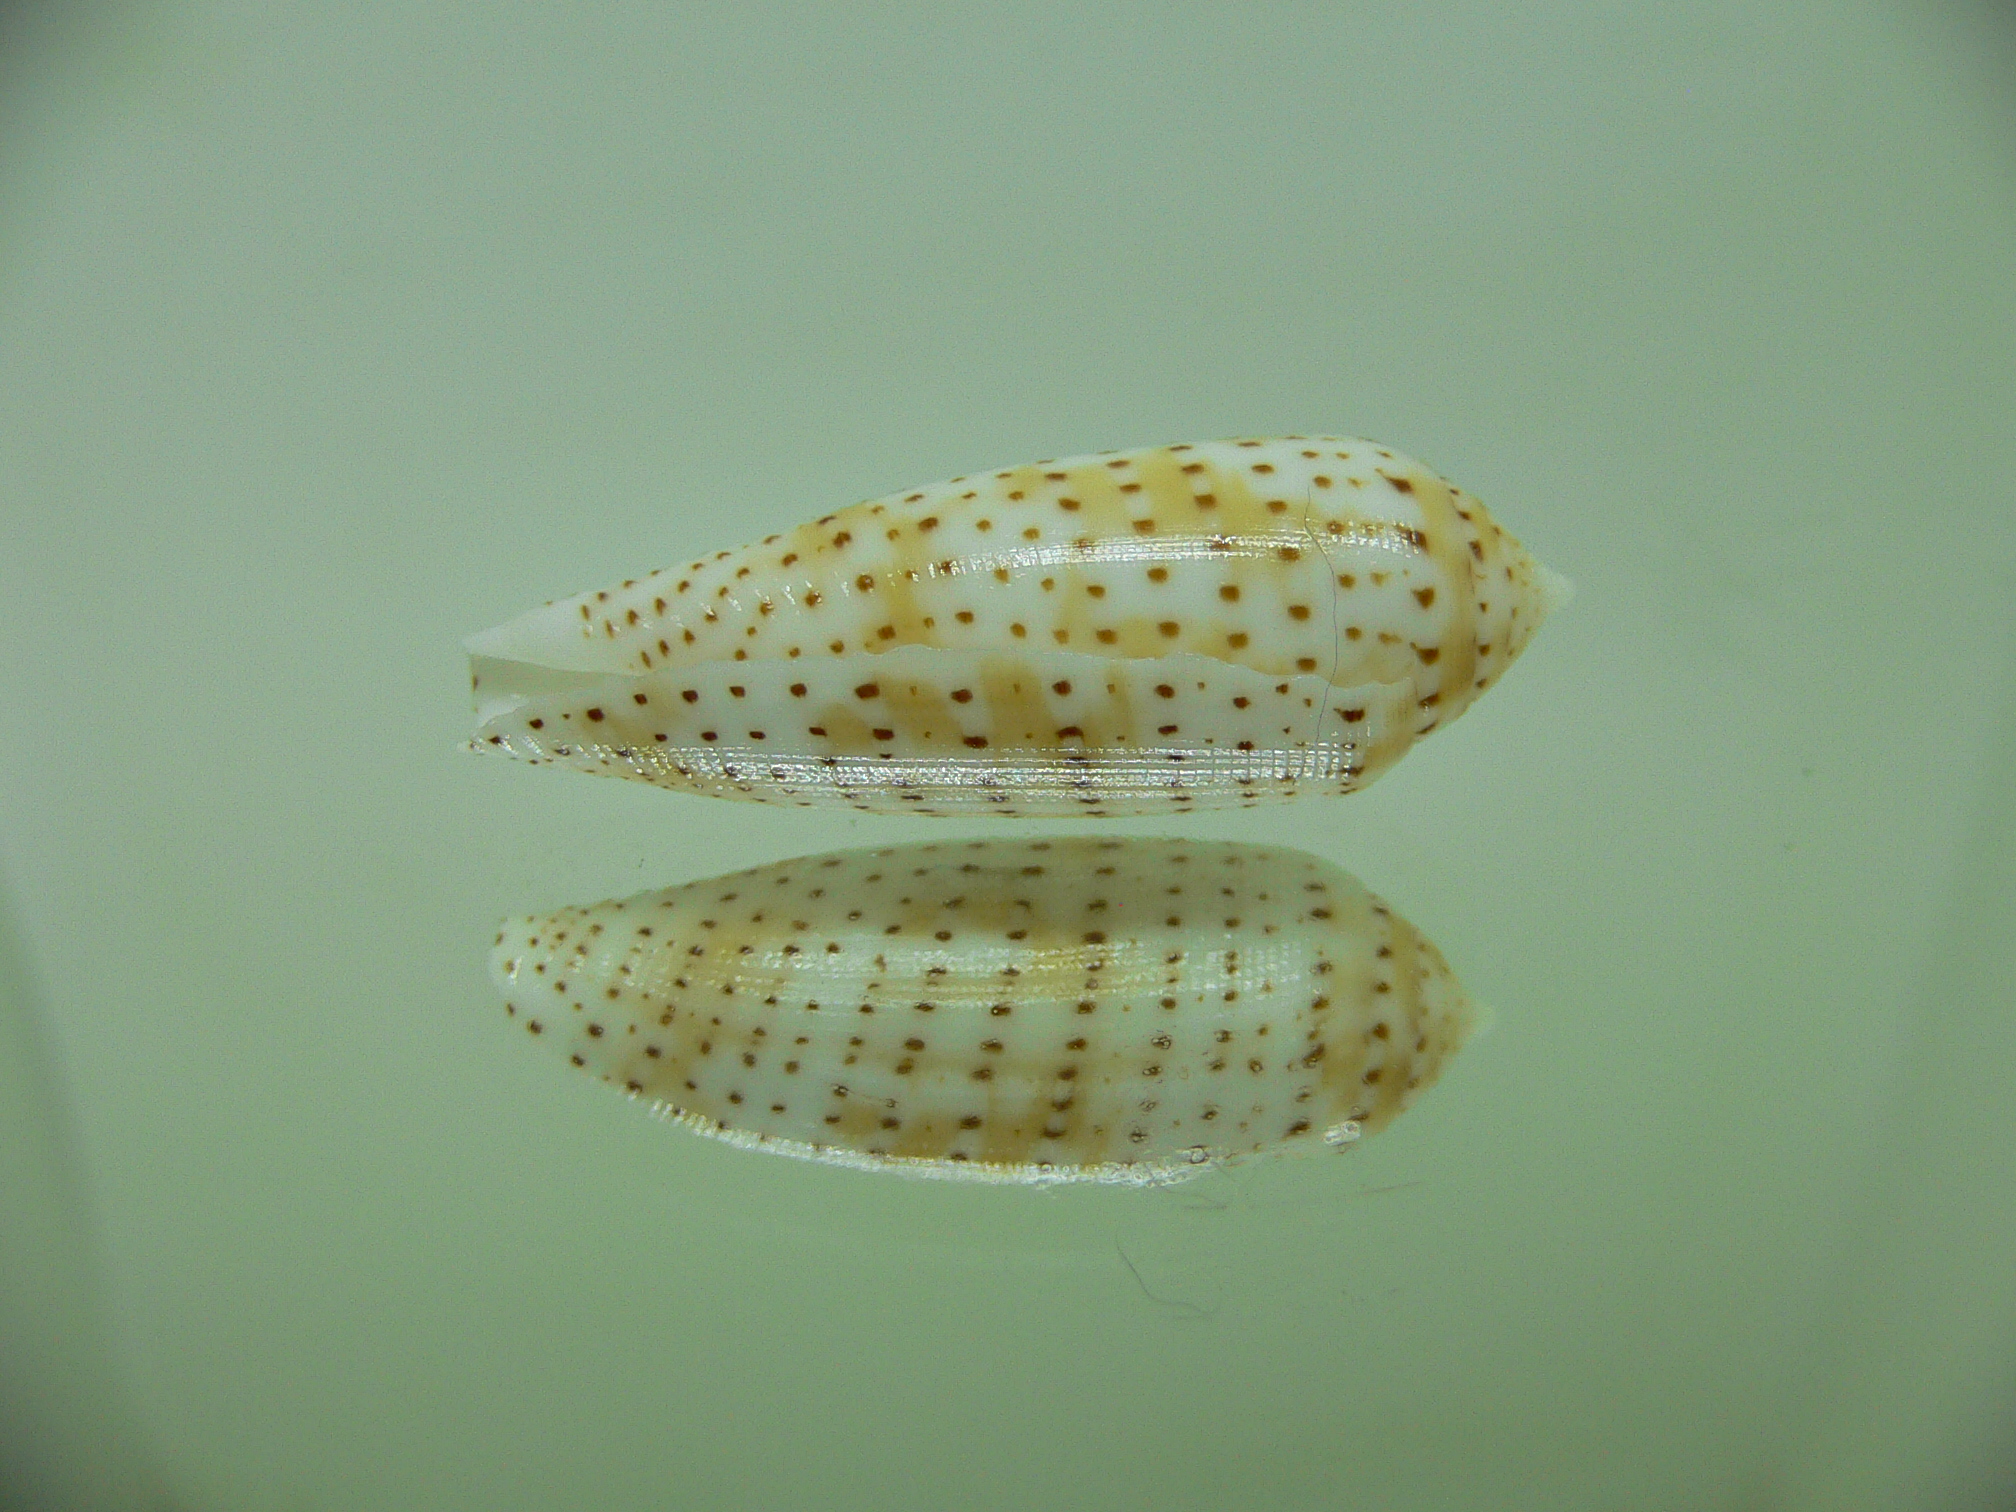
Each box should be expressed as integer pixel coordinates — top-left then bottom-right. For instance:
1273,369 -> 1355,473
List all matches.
489,837 -> 1479,1185
467,436 -> 1567,815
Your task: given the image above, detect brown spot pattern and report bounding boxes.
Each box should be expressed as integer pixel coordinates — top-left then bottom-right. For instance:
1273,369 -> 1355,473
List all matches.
467,438 -> 1565,814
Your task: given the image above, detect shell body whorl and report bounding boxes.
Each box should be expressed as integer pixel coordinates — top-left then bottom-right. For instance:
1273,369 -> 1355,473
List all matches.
468,437 -> 1565,815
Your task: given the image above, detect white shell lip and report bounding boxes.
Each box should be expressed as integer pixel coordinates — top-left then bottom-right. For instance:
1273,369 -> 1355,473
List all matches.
489,836 -> 1481,1185
634,1114 -> 1221,1189
466,436 -> 1566,815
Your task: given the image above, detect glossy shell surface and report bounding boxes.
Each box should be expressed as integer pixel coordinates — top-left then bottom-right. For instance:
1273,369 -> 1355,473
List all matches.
468,437 -> 1566,815
489,837 -> 1479,1185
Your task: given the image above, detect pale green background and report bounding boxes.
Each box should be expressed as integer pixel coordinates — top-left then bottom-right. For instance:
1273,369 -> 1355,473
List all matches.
2,3 -> 2013,1510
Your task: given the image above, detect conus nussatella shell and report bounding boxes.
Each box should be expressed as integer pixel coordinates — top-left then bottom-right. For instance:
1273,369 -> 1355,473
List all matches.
468,437 -> 1566,815
490,837 -> 1479,1185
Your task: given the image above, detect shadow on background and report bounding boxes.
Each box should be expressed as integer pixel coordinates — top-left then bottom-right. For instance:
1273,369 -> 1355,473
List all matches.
0,880 -> 175,1509
2,8 -> 186,1502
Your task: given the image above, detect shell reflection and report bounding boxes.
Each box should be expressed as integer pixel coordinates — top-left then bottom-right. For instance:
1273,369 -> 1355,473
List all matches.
490,837 -> 1478,1185
467,436 -> 1566,815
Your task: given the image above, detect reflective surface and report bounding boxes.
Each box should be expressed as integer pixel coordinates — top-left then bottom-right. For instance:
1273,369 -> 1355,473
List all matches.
489,838 -> 1476,1183
2,4 -> 2013,1509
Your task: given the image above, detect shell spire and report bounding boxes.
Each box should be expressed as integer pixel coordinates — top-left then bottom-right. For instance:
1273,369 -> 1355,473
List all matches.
468,437 -> 1564,815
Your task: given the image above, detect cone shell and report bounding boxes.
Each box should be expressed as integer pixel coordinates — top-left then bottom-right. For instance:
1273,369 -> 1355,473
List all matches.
490,838 -> 1479,1185
467,437 -> 1565,815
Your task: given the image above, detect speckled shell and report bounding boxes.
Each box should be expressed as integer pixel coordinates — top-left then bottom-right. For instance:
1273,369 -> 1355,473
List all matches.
490,838 -> 1478,1185
467,437 -> 1566,815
